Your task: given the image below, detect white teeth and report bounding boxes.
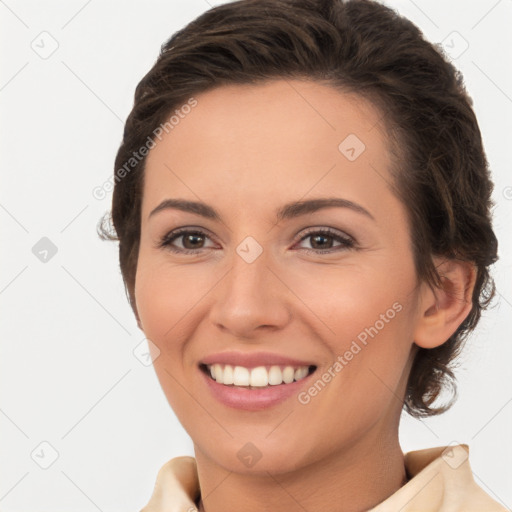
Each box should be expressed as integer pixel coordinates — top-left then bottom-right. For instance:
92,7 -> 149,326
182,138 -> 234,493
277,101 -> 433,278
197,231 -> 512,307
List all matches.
282,366 -> 295,384
268,365 -> 283,385
295,367 -> 308,380
223,365 -> 234,385
205,364 -> 312,387
250,366 -> 268,387
233,366 -> 250,386
213,364 -> 223,384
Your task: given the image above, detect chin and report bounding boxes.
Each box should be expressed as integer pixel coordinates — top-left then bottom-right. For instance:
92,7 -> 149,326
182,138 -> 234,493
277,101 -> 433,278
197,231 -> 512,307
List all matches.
193,433 -> 325,477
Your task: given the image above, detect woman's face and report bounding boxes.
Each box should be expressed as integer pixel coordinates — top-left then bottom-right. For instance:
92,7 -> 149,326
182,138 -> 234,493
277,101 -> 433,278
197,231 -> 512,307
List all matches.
135,79 -> 425,474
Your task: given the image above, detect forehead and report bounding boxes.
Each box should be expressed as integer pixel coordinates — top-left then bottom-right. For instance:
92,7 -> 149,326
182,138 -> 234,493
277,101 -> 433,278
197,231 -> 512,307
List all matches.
142,79 -> 396,221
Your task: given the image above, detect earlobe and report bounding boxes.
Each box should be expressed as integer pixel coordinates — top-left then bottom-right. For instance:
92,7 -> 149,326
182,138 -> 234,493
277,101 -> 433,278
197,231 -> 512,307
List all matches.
413,258 -> 477,350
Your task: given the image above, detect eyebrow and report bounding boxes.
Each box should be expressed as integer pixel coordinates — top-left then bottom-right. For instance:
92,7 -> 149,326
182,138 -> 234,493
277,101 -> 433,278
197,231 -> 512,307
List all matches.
148,197 -> 375,223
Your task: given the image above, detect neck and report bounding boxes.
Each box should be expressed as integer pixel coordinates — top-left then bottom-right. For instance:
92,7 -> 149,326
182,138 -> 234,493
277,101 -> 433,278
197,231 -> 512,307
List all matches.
194,430 -> 407,512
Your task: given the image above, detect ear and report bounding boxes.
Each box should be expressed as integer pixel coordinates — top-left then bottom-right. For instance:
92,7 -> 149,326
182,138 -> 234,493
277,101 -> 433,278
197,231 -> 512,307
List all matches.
413,257 -> 477,349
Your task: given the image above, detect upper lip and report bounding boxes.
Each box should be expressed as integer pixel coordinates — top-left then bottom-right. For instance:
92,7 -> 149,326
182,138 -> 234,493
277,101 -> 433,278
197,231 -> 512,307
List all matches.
200,351 -> 316,369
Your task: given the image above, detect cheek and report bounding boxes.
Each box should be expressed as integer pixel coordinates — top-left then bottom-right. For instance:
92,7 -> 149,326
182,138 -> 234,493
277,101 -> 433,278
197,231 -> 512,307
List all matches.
134,260 -> 203,418
134,254 -> 212,344
284,259 -> 417,411
284,257 -> 415,347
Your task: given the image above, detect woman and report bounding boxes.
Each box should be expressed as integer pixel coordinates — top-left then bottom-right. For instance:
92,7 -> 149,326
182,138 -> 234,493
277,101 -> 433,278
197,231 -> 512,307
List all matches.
99,0 -> 505,510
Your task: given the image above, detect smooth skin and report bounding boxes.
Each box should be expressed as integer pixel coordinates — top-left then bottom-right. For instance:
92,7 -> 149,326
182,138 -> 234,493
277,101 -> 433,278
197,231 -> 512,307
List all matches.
134,79 -> 476,512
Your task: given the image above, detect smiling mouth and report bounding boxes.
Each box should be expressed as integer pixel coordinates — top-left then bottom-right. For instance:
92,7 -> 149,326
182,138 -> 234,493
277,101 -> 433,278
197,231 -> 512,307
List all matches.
200,363 -> 317,388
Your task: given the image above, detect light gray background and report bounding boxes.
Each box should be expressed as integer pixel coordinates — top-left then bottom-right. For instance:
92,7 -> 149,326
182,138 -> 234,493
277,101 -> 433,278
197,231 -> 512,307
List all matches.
1,0 -> 511,510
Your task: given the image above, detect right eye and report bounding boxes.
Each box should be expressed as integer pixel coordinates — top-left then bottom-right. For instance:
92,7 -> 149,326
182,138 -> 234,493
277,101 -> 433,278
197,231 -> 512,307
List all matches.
158,228 -> 217,255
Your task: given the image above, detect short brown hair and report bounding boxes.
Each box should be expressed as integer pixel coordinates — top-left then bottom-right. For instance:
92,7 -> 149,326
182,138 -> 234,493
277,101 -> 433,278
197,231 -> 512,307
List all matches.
98,0 -> 498,418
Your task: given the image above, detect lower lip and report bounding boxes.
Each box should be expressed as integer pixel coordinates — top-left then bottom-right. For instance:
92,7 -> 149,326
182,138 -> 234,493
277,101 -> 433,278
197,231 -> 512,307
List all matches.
201,368 -> 315,411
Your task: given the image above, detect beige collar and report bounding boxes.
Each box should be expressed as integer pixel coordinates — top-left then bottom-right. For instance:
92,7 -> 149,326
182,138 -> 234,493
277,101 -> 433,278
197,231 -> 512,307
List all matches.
144,444 -> 506,511
370,444 -> 506,511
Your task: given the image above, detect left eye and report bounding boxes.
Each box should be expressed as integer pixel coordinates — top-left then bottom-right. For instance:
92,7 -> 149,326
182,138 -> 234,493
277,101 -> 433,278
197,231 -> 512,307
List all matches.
294,228 -> 355,254
158,227 -> 355,255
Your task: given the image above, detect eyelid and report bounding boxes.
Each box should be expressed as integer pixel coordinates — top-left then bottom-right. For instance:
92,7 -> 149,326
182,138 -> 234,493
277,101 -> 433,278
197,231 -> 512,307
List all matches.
293,226 -> 355,244
292,226 -> 356,254
157,226 -> 219,249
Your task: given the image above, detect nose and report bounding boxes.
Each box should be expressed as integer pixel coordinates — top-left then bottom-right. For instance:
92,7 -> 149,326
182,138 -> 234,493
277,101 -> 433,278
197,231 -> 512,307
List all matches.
208,244 -> 292,340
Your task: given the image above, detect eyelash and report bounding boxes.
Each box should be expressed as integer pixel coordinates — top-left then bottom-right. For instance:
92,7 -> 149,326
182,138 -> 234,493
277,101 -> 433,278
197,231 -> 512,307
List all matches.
157,227 -> 356,256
